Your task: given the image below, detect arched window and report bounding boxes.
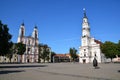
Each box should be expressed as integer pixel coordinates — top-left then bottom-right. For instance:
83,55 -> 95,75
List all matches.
84,53 -> 86,57
89,52 -> 92,58
28,40 -> 30,45
94,51 -> 97,57
84,49 -> 86,51
21,27 -> 24,37
35,30 -> 37,38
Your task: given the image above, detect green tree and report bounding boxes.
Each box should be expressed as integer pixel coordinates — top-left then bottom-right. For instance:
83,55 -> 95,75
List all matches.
117,40 -> 120,56
38,44 -> 42,63
69,48 -> 78,62
16,42 -> 26,63
6,43 -> 15,63
101,41 -> 119,62
0,21 -> 13,57
38,44 -> 51,63
6,43 -> 19,63
42,45 -> 50,62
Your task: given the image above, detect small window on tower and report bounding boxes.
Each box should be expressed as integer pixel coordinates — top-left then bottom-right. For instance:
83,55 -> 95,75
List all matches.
35,30 -> 37,38
28,48 -> 30,51
94,52 -> 97,57
90,52 -> 92,57
83,28 -> 86,30
28,40 -> 30,45
95,54 -> 96,57
35,40 -> 37,46
21,27 -> 24,37
84,49 -> 86,51
83,35 -> 86,37
84,54 -> 86,57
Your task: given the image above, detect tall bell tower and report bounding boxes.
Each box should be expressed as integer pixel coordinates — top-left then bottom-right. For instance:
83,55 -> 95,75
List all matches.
32,26 -> 39,46
79,8 -> 102,63
79,8 -> 91,63
32,26 -> 38,39
17,22 -> 25,43
81,8 -> 90,46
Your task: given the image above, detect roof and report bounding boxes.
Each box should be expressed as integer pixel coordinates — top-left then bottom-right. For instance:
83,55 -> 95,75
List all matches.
54,53 -> 79,58
54,54 -> 70,57
94,39 -> 102,45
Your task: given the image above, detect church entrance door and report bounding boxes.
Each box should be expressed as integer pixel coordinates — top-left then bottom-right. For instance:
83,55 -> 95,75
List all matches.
83,59 -> 86,63
27,59 -> 29,63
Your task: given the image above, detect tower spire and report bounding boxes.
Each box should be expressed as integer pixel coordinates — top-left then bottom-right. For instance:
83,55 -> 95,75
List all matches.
21,21 -> 24,26
83,8 -> 87,18
34,24 -> 37,29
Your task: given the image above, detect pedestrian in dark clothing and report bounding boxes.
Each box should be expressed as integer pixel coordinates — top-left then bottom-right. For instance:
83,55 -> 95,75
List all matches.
93,58 -> 98,69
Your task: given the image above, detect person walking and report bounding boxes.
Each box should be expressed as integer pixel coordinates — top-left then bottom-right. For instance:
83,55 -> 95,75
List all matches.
93,58 -> 98,69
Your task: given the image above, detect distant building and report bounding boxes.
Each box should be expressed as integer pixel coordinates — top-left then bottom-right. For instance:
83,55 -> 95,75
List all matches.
79,9 -> 104,63
53,54 -> 71,62
53,53 -> 79,63
17,23 -> 39,63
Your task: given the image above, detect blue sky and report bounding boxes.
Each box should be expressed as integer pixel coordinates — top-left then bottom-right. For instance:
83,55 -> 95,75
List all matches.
0,0 -> 120,53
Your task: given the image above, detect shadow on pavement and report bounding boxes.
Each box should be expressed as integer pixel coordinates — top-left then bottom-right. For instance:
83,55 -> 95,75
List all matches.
37,70 -> 112,80
0,70 -> 25,74
0,65 -> 48,68
94,66 -> 100,69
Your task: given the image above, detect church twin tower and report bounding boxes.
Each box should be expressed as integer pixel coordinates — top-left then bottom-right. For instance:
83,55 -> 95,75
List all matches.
17,9 -> 102,63
18,23 -> 39,63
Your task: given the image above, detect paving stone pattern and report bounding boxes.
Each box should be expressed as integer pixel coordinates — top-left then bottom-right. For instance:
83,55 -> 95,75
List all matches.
0,63 -> 120,80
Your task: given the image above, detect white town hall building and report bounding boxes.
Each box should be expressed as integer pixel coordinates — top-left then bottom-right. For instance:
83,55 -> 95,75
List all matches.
79,9 -> 103,63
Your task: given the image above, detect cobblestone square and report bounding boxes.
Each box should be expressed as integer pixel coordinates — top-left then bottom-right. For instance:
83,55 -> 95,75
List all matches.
0,63 -> 120,80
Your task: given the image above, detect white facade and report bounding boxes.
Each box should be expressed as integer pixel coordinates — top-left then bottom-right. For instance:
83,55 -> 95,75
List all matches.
17,23 -> 39,63
79,9 -> 102,63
